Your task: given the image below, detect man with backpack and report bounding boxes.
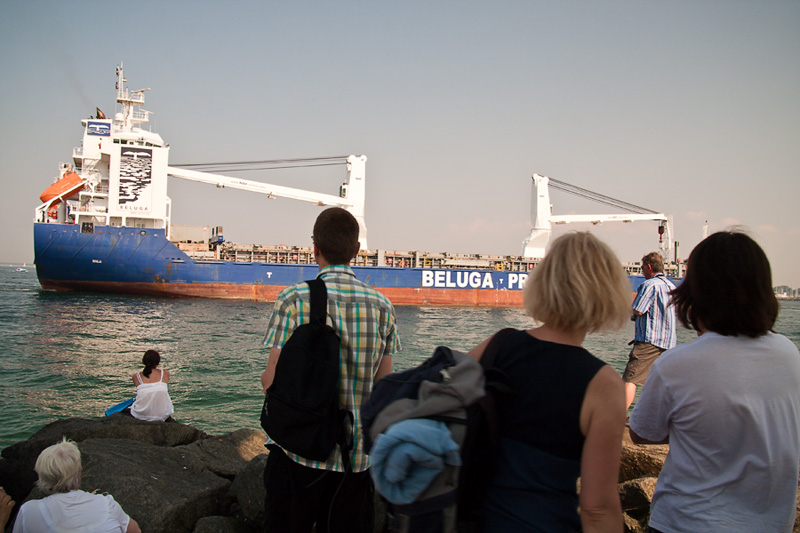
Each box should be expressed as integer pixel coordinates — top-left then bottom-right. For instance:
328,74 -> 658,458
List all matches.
260,207 -> 401,532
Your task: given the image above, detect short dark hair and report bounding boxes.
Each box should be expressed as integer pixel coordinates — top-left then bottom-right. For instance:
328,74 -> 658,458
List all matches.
641,252 -> 664,273
142,349 -> 161,378
670,231 -> 778,337
313,208 -> 360,265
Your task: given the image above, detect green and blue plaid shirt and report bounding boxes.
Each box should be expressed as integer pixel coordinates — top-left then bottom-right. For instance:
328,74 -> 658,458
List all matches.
263,265 -> 400,472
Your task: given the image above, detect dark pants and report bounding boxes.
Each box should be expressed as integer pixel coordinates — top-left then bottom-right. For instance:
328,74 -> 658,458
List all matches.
263,447 -> 374,533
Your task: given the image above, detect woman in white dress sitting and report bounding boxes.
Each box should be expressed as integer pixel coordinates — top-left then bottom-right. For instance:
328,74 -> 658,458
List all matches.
130,349 -> 174,422
12,438 -> 141,532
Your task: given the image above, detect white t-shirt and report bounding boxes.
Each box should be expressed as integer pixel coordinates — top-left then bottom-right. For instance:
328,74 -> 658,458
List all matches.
13,490 -> 131,533
630,331 -> 800,533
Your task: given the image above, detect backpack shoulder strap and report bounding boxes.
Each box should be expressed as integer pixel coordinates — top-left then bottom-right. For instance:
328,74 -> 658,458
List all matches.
306,278 -> 328,325
305,277 -> 354,471
480,327 -> 518,369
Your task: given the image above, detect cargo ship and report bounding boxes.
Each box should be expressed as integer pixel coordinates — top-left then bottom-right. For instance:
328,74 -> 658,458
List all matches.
33,64 -> 678,306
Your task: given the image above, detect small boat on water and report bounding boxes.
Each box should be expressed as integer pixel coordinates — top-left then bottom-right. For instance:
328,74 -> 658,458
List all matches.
33,64 -> 679,305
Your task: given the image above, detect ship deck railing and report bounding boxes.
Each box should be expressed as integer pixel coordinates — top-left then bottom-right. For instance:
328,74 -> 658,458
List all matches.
173,241 -> 547,272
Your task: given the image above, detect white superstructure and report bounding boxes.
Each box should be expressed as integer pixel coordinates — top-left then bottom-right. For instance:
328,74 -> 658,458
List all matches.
34,64 -> 369,248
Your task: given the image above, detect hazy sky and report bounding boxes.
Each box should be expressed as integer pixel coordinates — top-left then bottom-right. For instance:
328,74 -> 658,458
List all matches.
2,1 -> 798,286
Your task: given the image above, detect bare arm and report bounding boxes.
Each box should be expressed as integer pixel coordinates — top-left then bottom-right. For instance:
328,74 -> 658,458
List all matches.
0,486 -> 14,531
162,369 -> 170,384
374,354 -> 393,385
126,518 -> 142,533
467,335 -> 493,361
261,347 -> 282,394
629,427 -> 669,445
578,365 -> 625,533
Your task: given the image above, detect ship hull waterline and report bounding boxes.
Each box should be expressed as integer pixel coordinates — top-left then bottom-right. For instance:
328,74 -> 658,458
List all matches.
34,223 -> 645,306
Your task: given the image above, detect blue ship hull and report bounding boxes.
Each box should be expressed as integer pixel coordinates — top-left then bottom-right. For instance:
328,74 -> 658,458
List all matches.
35,223 -> 586,306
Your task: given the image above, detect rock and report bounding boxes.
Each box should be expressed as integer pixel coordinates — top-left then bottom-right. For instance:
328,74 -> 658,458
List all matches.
623,511 -> 647,533
619,430 -> 668,482
183,428 -> 267,479
620,476 -> 657,532
192,515 -> 258,533
1,419 -> 267,533
0,415 -> 208,504
79,438 -> 232,532
229,454 -> 268,525
619,477 -> 657,525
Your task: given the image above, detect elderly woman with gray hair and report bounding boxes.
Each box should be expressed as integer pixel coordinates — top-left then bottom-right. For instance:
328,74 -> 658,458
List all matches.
12,438 -> 140,533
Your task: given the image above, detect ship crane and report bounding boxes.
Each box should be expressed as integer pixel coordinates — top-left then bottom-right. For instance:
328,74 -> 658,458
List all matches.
166,154 -> 369,249
522,174 -> 673,262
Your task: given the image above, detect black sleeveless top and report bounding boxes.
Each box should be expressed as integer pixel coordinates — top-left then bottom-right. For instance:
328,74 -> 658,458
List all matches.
482,329 -> 607,532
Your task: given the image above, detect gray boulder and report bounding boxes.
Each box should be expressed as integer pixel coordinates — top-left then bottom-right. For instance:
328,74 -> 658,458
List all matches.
0,415 -> 208,504
2,418 -> 268,533
192,515 -> 259,533
619,431 -> 668,482
229,453 -> 268,525
619,476 -> 658,532
184,429 -> 267,479
79,438 -> 232,532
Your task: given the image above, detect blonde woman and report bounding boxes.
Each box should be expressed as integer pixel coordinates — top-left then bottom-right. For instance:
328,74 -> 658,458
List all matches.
469,232 -> 629,532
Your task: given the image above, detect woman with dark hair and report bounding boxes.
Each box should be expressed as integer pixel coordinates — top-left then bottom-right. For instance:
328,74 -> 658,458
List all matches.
130,349 -> 174,422
630,230 -> 800,532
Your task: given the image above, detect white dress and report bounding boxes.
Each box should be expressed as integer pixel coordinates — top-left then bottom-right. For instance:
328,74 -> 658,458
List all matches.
130,369 -> 174,422
12,490 -> 131,532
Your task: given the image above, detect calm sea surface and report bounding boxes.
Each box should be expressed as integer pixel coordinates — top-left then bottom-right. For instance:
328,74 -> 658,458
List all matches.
2,267 -> 799,450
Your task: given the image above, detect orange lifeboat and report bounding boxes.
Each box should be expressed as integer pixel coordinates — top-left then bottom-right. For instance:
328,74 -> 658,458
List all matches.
40,170 -> 84,220
40,170 -> 84,204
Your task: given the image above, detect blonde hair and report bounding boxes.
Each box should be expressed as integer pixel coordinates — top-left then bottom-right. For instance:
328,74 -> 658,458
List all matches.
524,232 -> 631,333
35,437 -> 82,494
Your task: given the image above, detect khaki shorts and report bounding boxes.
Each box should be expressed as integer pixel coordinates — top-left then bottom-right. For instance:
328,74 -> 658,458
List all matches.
622,342 -> 665,386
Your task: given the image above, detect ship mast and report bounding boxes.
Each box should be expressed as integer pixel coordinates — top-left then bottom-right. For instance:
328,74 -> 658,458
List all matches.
115,63 -> 151,131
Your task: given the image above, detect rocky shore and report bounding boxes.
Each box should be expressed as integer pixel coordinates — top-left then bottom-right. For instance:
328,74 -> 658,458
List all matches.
0,415 -> 796,532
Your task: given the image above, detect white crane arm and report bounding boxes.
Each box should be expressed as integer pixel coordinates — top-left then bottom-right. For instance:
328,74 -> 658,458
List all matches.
166,166 -> 352,208
549,213 -> 667,225
164,154 -> 369,249
522,173 -> 674,261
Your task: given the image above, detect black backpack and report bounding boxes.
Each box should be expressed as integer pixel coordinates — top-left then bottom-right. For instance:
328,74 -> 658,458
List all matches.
361,328 -> 517,532
260,278 -> 353,469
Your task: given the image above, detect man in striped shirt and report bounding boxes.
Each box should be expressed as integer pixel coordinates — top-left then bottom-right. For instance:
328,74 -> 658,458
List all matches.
261,207 -> 400,532
623,251 -> 676,410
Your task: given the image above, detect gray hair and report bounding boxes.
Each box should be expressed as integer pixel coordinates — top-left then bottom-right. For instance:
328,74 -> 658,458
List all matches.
35,437 -> 82,494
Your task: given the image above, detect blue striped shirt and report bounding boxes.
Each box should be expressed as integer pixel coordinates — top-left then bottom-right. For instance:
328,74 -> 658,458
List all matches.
263,265 -> 400,472
633,273 -> 677,350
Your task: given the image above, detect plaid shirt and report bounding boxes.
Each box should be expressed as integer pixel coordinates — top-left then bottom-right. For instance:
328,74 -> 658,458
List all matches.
263,265 -> 400,472
633,273 -> 677,350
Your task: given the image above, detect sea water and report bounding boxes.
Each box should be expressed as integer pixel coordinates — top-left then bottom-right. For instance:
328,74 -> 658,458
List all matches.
1,267 -> 799,450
